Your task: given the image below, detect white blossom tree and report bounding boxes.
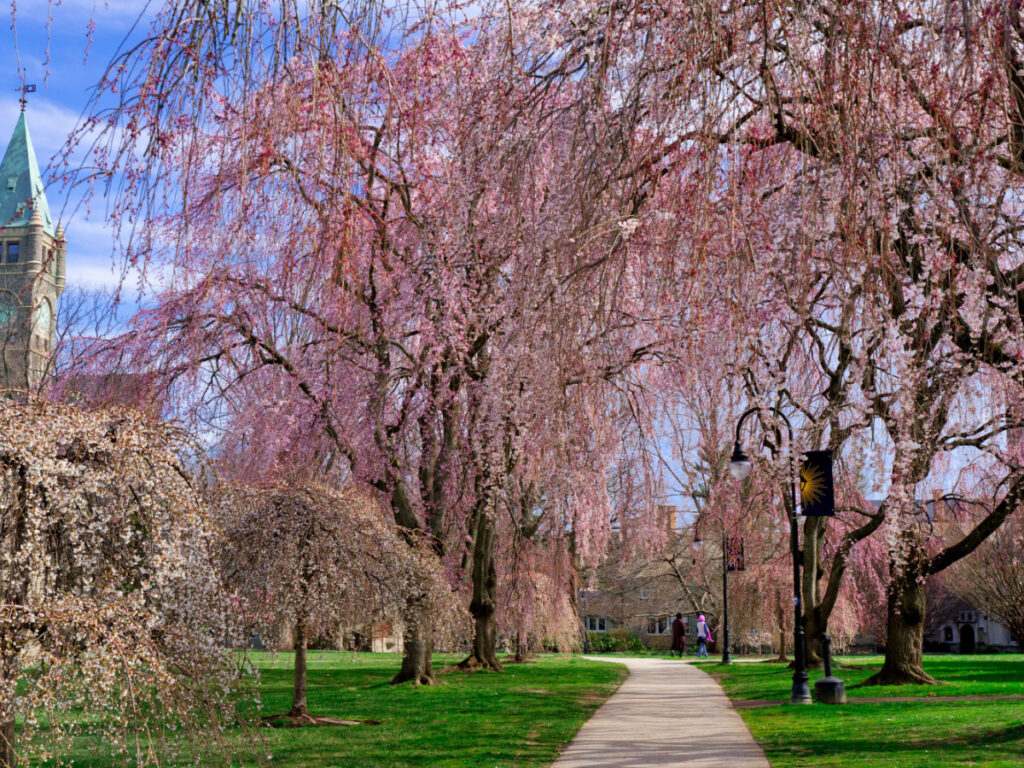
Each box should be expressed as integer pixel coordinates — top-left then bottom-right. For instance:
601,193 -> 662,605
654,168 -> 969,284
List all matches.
0,400 -> 253,767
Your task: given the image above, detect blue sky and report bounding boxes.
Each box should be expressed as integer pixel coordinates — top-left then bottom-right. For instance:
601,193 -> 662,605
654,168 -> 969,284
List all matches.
4,0 -> 154,291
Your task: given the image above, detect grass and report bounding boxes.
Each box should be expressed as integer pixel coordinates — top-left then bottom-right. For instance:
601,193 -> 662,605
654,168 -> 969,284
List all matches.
703,654 -> 1024,767
46,651 -> 627,768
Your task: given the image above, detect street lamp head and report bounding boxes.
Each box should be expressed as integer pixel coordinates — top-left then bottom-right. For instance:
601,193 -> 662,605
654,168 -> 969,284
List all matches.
729,442 -> 752,481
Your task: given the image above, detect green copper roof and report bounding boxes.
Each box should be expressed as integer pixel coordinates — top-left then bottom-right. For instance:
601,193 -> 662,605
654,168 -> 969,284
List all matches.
0,112 -> 53,236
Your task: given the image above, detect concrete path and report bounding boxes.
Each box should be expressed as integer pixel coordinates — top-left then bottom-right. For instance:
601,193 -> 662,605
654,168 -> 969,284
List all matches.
552,657 -> 770,768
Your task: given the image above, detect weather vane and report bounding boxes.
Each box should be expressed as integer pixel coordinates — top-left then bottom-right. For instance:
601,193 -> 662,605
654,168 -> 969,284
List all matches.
15,84 -> 35,112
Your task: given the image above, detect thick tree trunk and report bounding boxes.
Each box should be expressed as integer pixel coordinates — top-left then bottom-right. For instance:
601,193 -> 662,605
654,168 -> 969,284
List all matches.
392,596 -> 437,685
459,513 -> 502,671
865,575 -> 937,685
801,516 -> 826,669
803,609 -> 825,669
289,621 -> 309,717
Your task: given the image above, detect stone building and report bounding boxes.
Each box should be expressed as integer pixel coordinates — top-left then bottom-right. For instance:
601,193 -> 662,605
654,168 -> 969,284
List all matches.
925,578 -> 1020,654
0,110 -> 65,390
578,507 -> 704,650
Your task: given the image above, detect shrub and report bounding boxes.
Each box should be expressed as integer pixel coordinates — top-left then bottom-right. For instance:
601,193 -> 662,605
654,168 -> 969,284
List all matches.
586,630 -> 649,653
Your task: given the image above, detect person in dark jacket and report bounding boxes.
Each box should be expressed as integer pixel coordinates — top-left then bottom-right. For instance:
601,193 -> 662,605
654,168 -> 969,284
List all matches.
670,613 -> 686,657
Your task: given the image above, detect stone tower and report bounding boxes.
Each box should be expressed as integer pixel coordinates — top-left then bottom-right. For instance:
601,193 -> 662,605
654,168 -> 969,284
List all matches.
0,111 -> 65,390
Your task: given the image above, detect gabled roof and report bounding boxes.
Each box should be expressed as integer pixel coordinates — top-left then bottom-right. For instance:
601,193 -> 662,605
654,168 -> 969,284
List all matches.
0,112 -> 54,236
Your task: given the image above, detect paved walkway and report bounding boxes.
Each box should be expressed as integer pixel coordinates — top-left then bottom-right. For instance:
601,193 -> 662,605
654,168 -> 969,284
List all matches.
552,657 -> 770,768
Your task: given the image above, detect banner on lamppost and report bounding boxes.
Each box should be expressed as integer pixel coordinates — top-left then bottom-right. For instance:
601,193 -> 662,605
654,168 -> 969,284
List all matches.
726,536 -> 745,571
800,449 -> 835,516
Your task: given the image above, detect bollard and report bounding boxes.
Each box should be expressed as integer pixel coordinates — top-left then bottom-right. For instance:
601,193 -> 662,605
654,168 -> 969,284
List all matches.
813,633 -> 846,704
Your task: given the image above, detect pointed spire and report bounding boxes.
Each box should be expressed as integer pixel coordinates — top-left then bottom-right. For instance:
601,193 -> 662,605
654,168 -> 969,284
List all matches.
0,113 -> 53,236
55,219 -> 64,241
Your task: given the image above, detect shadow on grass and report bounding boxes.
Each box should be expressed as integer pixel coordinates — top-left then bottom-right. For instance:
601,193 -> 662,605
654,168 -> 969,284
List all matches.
786,722 -> 1024,757
924,721 -> 1024,748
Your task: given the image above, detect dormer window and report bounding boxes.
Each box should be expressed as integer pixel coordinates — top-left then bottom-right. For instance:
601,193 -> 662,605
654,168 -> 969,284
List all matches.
6,241 -> 18,263
6,177 -> 15,192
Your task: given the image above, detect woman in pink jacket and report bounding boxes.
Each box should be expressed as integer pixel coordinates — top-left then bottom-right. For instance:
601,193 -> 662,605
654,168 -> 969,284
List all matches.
696,614 -> 713,658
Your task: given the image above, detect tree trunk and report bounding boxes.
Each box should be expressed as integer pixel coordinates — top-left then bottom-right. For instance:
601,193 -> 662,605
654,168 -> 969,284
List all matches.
773,596 -> 788,662
289,620 -> 309,717
0,720 -> 12,768
514,631 -> 528,662
803,608 -> 825,669
459,513 -> 502,671
864,575 -> 937,685
0,658 -> 16,768
392,596 -> 437,685
801,516 -> 826,668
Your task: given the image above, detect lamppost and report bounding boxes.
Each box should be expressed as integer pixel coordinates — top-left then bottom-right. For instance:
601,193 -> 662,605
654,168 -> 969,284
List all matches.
729,406 -> 812,705
691,528 -> 731,664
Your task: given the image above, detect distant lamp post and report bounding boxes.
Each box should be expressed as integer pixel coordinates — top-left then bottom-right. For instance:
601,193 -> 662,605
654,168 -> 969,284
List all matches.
692,525 -> 732,664
731,407 -> 812,705
720,524 -> 732,664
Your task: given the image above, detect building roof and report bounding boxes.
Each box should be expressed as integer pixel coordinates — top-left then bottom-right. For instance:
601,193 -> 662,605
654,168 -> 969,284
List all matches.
0,112 -> 54,236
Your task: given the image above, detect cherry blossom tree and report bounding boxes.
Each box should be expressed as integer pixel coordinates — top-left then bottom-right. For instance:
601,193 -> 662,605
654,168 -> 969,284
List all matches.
0,400 -> 252,767
41,0 -> 1024,689
678,0 -> 1024,684
502,0 -> 1024,682
47,0 -> 707,682
215,483 -> 459,714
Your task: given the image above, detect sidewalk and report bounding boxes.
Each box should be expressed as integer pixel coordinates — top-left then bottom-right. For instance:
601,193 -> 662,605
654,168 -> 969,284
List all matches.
552,657 -> 770,768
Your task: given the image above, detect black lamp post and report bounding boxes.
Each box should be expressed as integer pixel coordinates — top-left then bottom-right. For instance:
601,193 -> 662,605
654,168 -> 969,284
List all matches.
729,407 -> 812,705
720,526 -> 732,664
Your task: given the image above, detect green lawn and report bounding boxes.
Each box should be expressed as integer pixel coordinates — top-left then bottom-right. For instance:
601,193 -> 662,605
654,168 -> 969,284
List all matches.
48,652 -> 627,768
704,654 -> 1024,767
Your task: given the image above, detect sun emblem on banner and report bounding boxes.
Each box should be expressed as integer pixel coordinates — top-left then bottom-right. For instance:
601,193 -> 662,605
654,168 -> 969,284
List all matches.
800,461 -> 826,508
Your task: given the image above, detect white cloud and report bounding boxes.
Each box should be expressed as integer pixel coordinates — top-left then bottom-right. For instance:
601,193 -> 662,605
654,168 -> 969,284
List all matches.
0,95 -> 81,161
60,213 -> 124,290
13,0 -> 152,25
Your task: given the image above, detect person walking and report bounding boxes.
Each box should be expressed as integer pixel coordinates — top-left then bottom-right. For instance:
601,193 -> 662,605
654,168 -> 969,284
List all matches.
696,614 -> 713,658
670,613 -> 686,657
